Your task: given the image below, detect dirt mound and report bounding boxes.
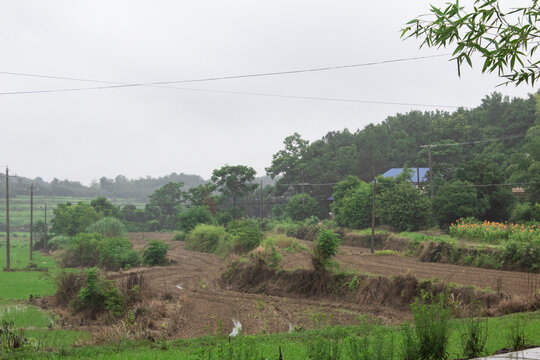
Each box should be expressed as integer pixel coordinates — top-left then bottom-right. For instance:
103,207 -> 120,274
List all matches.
337,230 -> 410,251
221,259 -> 510,315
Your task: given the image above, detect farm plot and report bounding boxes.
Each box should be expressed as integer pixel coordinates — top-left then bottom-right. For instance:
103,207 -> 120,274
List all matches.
87,233 -> 540,340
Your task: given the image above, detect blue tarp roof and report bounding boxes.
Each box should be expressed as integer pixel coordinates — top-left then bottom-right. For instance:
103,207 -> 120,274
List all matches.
382,168 -> 429,183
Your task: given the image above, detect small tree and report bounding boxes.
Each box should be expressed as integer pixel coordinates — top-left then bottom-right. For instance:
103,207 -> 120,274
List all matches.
142,240 -> 169,266
285,194 -> 319,221
377,175 -> 432,232
148,182 -> 184,230
332,180 -> 372,229
433,180 -> 482,227
86,217 -> 127,238
226,219 -> 263,252
177,206 -> 213,232
312,230 -> 340,273
51,202 -> 101,236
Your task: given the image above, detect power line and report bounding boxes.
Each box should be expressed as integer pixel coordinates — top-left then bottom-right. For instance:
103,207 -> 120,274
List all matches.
0,54 -> 453,97
420,134 -> 526,148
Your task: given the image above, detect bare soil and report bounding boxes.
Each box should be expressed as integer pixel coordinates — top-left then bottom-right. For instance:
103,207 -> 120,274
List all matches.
283,240 -> 539,297
50,233 -> 539,340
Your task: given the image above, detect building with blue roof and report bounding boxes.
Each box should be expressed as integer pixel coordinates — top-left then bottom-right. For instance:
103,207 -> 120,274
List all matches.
382,168 -> 429,184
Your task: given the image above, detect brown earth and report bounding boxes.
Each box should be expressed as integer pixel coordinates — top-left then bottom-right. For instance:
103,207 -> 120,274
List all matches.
53,233 -> 539,340
283,240 -> 539,297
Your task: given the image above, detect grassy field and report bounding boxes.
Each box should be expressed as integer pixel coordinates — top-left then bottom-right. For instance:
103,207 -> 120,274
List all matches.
0,195 -> 145,231
3,311 -> 538,359
0,237 -> 90,350
0,238 -> 59,299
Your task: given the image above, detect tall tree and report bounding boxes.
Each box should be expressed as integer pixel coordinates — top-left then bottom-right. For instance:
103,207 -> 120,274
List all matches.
148,182 -> 184,230
211,165 -> 257,213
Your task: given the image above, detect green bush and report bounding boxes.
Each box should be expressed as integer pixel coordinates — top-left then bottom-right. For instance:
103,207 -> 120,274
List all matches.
333,181 -> 373,229
460,316 -> 488,358
433,180 -> 481,227
186,224 -> 231,253
226,219 -> 263,252
99,237 -> 140,271
177,206 -> 213,232
86,217 -> 127,238
285,194 -> 319,221
173,231 -> 186,241
51,202 -> 101,236
409,293 -> 451,360
61,233 -> 140,271
510,202 -> 540,222
312,230 -> 341,272
61,233 -> 102,268
377,178 -> 432,232
47,235 -> 72,251
500,238 -> 540,272
76,267 -> 124,318
142,240 -> 169,266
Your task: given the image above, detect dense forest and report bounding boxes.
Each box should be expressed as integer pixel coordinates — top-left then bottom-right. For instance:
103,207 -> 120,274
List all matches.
267,92 -> 537,208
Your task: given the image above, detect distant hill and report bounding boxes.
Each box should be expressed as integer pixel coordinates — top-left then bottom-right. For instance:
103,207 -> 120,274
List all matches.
0,172 -> 207,202
0,171 -> 277,203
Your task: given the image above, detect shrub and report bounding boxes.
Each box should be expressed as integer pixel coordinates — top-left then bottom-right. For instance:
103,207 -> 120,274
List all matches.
99,237 -> 140,271
55,271 -> 84,306
226,219 -> 263,252
61,233 -> 102,268
142,240 -> 169,266
86,217 -> 127,238
76,267 -> 124,318
61,233 -> 140,271
409,293 -> 451,360
47,235 -> 72,251
51,202 -> 101,236
285,194 -> 319,221
263,234 -> 305,252
0,321 -> 33,352
500,238 -> 540,272
507,314 -> 528,351
177,206 -> 213,232
312,230 -> 340,273
186,224 -> 231,253
460,316 -> 488,359
433,180 -> 481,227
377,179 -> 432,232
173,231 -> 186,241
332,181 -> 373,229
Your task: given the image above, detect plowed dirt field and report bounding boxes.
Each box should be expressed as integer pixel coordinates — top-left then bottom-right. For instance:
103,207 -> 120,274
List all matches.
114,233 -> 538,338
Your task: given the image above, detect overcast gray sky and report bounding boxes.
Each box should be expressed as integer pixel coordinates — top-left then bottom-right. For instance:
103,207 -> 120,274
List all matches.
0,1 -> 536,184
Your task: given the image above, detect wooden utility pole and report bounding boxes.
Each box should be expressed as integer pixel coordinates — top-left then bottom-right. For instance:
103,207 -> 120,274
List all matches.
428,145 -> 434,197
30,185 -> 33,261
301,171 -> 305,205
5,167 -> 10,271
259,181 -> 263,224
44,203 -> 47,252
371,178 -> 376,254
420,144 -> 435,197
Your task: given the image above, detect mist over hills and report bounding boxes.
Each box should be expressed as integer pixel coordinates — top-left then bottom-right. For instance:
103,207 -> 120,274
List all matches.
0,171 -> 277,202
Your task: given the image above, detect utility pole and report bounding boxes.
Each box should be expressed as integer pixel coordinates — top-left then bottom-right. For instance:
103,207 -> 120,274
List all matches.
5,167 -> 10,271
30,184 -> 33,261
44,203 -> 47,252
371,177 -> 376,254
301,171 -> 305,205
428,145 -> 433,197
420,144 -> 435,197
259,181 -> 263,224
